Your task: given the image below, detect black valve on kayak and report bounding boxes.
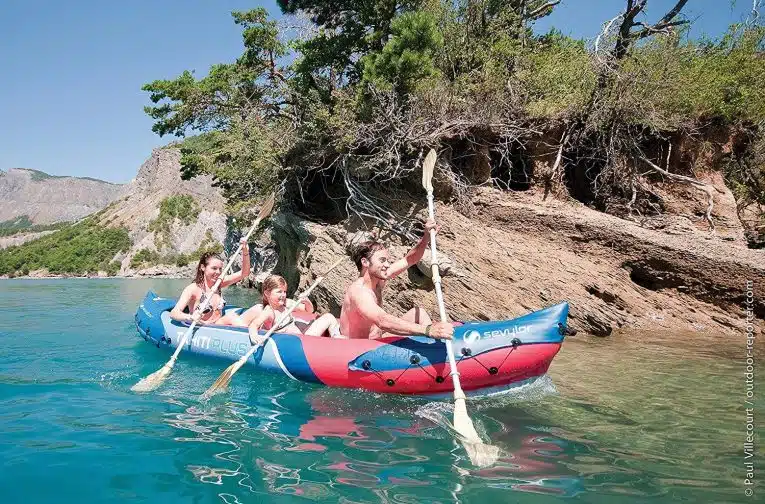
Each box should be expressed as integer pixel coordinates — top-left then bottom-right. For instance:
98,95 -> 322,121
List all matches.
386,379 -> 395,387
362,360 -> 372,370
435,376 -> 445,383
489,367 -> 498,375
511,338 -> 521,348
409,354 -> 421,365
461,347 -> 472,356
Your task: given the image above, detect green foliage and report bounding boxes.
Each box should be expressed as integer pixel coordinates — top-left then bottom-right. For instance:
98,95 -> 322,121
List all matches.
0,215 -> 33,233
26,169 -> 63,181
0,216 -> 71,237
613,26 -> 765,129
143,7 -> 287,138
148,194 -> 201,249
130,248 -> 161,269
142,2 -> 765,224
278,0 -> 425,95
130,229 -> 223,269
177,122 -> 283,216
361,11 -> 443,97
516,30 -> 595,118
0,218 -> 131,276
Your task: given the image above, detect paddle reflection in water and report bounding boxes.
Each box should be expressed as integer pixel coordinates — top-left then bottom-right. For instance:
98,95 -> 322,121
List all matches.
157,377 -> 585,502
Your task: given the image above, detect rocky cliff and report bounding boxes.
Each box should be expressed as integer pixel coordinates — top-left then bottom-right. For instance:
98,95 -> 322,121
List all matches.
115,149 -> 760,338
261,185 -> 763,339
0,168 -> 124,225
98,148 -> 228,276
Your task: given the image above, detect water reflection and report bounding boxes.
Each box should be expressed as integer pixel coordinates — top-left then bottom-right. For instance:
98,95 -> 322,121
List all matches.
158,380 -> 590,502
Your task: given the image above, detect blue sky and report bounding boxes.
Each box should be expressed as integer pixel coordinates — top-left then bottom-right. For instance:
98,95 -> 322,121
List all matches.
0,1 -> 756,183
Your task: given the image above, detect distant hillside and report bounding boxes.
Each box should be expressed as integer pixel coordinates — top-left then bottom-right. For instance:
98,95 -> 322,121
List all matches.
0,168 -> 125,228
99,147 -> 228,276
0,148 -> 230,277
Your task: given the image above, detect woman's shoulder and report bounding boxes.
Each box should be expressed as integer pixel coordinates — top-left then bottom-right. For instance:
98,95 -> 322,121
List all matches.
183,282 -> 201,295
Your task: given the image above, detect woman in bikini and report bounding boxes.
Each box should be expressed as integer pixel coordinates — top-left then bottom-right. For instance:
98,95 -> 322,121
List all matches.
169,238 -> 250,326
241,274 -> 343,345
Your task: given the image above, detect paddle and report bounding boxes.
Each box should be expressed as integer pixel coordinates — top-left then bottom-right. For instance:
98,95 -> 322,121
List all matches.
421,149 -> 499,467
130,193 -> 276,393
201,257 -> 345,399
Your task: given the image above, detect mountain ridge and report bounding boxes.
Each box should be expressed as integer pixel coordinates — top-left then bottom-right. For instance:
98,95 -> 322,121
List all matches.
1,168 -> 122,185
0,167 -> 126,228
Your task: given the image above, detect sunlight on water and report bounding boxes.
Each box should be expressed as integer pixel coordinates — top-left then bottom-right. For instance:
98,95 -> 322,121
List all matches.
0,279 -> 761,503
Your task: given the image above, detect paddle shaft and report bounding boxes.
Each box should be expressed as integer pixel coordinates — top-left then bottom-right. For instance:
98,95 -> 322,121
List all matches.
169,210 -> 267,364
426,191 -> 466,399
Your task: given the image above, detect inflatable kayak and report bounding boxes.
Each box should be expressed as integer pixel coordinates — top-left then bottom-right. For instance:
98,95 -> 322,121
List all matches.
134,291 -> 570,396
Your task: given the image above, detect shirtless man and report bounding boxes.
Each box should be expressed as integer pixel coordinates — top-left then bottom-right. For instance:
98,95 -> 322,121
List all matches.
338,220 -> 454,340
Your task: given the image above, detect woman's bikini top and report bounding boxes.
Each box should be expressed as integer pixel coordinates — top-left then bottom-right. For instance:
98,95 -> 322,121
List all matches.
198,288 -> 226,315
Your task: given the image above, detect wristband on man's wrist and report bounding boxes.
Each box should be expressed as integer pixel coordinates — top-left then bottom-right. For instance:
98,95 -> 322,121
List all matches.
424,324 -> 432,337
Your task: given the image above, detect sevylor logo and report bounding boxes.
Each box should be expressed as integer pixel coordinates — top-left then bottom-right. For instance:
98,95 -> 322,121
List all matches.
464,325 -> 531,341
465,330 -> 481,344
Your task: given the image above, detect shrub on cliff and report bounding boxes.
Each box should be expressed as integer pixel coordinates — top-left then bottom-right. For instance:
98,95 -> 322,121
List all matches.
148,194 -> 201,249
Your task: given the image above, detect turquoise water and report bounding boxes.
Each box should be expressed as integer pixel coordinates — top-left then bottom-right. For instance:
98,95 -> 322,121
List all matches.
0,279 -> 759,503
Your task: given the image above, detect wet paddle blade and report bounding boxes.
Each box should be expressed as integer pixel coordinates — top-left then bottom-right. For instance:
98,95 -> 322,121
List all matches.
202,358 -> 246,399
452,397 -> 482,443
130,361 -> 174,393
131,320 -> 197,393
453,397 -> 500,466
421,149 -> 436,192
463,440 -> 501,467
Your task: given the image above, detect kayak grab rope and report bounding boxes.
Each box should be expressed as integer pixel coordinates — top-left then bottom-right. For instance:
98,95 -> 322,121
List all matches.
359,337 -> 523,387
360,354 -> 429,387
458,339 -> 520,375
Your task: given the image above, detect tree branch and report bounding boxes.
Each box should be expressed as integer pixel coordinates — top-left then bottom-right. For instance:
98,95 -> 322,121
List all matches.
527,0 -> 561,19
656,0 -> 690,27
635,19 -> 689,39
639,155 -> 716,231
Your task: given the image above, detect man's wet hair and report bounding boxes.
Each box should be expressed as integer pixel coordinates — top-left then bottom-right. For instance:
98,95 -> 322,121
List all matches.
351,240 -> 386,271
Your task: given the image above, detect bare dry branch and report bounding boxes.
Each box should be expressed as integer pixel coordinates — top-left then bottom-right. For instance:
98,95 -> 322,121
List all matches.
527,1 -> 562,19
639,155 -> 716,231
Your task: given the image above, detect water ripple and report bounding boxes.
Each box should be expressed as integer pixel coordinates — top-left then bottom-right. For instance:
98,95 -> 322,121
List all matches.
0,279 -> 756,503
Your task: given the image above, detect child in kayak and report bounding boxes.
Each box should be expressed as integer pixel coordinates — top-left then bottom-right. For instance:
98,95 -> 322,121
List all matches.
240,274 -> 343,345
169,238 -> 250,326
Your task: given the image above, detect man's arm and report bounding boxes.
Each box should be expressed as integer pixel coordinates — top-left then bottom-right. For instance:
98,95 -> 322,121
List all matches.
354,287 -> 454,339
385,219 -> 438,280
353,286 -> 429,336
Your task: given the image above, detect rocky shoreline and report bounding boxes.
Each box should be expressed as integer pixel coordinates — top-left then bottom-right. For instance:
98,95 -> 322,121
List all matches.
264,186 -> 763,339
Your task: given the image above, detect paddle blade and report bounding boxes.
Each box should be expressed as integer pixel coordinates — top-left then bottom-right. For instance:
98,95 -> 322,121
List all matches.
464,440 -> 501,468
453,397 -> 482,443
421,149 -> 437,192
453,397 -> 501,467
130,361 -> 174,392
202,359 -> 245,399
257,192 -> 276,221
202,351 -> 251,399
